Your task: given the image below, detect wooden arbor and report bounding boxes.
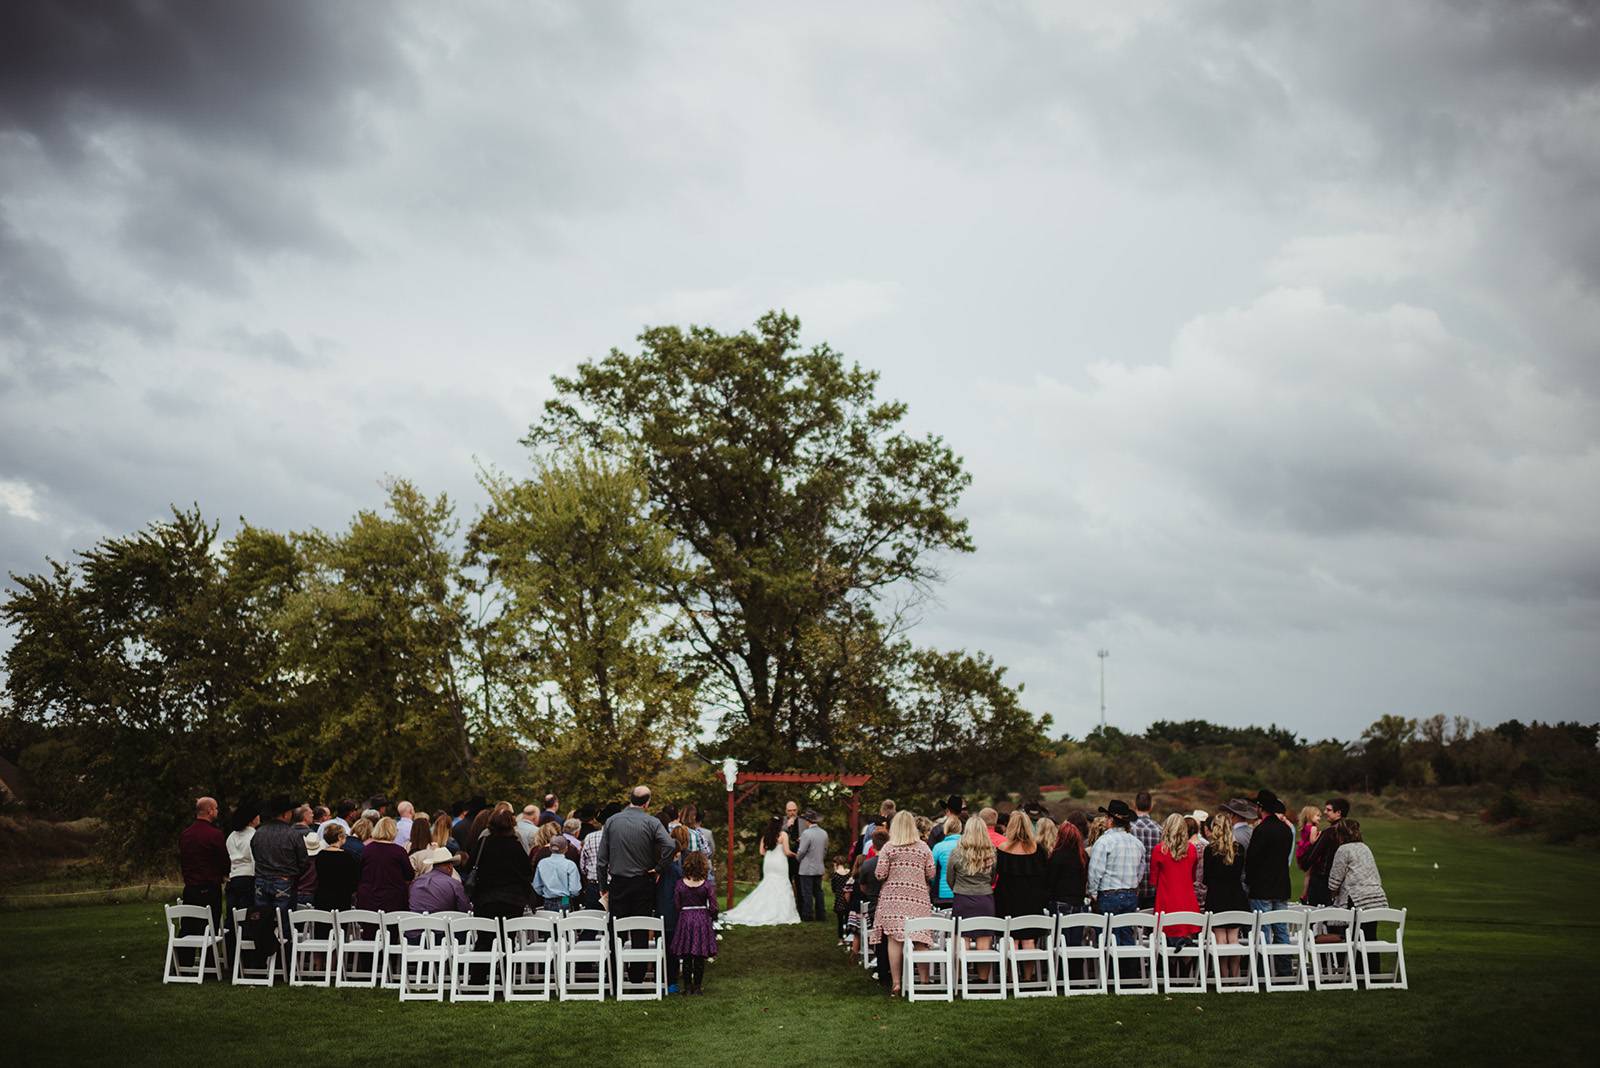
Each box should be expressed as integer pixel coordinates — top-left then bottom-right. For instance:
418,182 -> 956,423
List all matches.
715,765 -> 872,911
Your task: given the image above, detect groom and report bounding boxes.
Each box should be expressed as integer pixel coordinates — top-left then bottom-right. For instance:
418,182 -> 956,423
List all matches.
783,800 -> 804,915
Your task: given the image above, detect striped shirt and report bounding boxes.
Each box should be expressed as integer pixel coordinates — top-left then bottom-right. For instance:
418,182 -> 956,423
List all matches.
1087,827 -> 1145,896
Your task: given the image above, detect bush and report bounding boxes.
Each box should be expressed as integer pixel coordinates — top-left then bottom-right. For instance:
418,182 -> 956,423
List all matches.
1486,788 -> 1530,824
1067,777 -> 1088,799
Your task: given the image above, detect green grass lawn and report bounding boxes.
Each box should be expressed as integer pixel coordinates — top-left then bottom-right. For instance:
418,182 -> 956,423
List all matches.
2,817 -> 1595,1066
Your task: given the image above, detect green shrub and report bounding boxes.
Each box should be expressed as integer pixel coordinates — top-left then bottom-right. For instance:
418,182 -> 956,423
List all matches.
1068,777 -> 1088,799
1487,788 -> 1529,824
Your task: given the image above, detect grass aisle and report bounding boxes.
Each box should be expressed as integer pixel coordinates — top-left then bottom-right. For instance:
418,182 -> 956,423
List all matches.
2,818 -> 1596,1066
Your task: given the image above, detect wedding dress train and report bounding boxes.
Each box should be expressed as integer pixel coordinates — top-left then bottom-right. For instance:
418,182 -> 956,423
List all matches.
721,839 -> 801,926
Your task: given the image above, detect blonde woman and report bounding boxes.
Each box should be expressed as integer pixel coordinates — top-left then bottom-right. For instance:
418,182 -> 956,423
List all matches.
871,810 -> 936,996
995,810 -> 1049,978
930,814 -> 963,906
1150,813 -> 1201,941
1035,817 -> 1058,857
355,815 -> 413,913
1086,813 -> 1110,847
947,815 -> 998,984
1296,805 -> 1322,899
1202,813 -> 1248,977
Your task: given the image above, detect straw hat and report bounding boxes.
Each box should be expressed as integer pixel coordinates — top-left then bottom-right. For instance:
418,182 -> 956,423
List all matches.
418,845 -> 455,867
303,831 -> 325,855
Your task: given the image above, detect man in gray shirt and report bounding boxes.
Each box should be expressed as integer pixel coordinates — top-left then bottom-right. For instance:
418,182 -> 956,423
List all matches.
600,786 -> 678,981
796,809 -> 829,922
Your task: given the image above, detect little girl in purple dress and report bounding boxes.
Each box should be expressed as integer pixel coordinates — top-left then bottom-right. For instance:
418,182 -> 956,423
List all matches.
670,851 -> 718,995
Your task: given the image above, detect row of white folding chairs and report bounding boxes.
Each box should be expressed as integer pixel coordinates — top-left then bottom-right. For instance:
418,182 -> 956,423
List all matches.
898,906 -> 1407,1000
162,905 -> 671,1001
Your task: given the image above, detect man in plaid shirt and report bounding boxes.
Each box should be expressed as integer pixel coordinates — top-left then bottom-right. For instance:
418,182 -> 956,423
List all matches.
1131,790 -> 1161,910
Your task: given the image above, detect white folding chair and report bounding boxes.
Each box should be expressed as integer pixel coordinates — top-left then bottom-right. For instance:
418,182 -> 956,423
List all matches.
162,904 -> 225,984
1307,907 -> 1358,991
1107,912 -> 1158,994
1005,915 -> 1057,997
448,915 -> 502,1001
858,900 -> 873,972
613,916 -> 666,1000
955,917 -> 1007,1000
397,915 -> 451,1001
379,911 -> 417,989
503,914 -> 559,1001
1056,912 -> 1109,996
1157,911 -> 1209,994
287,908 -> 338,986
902,916 -> 955,1001
557,913 -> 610,1000
1204,910 -> 1259,992
231,907 -> 282,986
335,909 -> 384,988
1355,907 -> 1408,990
1257,908 -> 1311,991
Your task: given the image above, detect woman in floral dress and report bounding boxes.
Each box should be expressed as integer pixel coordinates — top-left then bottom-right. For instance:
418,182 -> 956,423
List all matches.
871,810 -> 936,995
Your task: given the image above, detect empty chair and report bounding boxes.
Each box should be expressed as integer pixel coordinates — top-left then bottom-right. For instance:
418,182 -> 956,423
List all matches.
503,914 -> 560,1001
1156,911 -> 1209,994
1204,910 -> 1259,992
1004,915 -> 1057,998
448,915 -> 503,1002
162,904 -> 226,984
1107,912 -> 1158,995
287,908 -> 339,987
1355,907 -> 1408,990
902,916 -> 955,1001
858,900 -> 873,972
1056,912 -> 1109,996
231,907 -> 282,986
557,913 -> 610,1001
379,911 -> 417,989
335,909 -> 384,988
1307,906 -> 1358,991
955,917 -> 1007,1000
613,916 -> 666,1000
396,914 -> 451,1001
1256,908 -> 1310,992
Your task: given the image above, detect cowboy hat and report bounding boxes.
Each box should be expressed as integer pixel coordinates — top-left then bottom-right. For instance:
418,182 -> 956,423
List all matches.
418,845 -> 455,866
303,831 -> 325,855
1222,798 -> 1260,820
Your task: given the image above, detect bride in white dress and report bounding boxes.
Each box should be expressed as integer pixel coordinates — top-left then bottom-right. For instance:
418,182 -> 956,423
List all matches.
722,816 -> 801,926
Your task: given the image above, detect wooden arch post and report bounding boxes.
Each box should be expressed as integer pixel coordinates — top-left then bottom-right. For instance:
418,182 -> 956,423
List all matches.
716,766 -> 872,912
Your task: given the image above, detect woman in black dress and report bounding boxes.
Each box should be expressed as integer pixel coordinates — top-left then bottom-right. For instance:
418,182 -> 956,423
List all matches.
1202,813 -> 1249,979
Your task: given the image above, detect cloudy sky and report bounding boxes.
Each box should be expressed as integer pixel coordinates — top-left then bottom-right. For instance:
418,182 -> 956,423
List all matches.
2,0 -> 1596,741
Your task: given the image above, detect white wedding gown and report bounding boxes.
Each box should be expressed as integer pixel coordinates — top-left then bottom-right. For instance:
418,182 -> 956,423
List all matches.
721,840 -> 801,926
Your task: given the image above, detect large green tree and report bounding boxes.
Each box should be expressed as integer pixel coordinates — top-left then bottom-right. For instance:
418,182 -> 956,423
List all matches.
532,312 -> 975,765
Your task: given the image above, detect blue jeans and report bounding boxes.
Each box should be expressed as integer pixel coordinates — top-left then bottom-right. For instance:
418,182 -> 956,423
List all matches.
1097,890 -> 1140,980
1250,898 -> 1290,975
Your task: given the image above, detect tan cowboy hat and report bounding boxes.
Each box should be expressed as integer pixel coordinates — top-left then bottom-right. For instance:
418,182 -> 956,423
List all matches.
1190,809 -> 1209,824
418,845 -> 455,867
303,831 -> 326,855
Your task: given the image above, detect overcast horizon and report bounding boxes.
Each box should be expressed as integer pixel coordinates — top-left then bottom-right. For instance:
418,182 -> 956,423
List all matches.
3,1 -> 1597,743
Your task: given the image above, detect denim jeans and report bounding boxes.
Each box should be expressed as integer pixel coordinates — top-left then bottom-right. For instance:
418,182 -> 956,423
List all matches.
1097,889 -> 1140,980
1250,898 -> 1290,975
254,875 -> 294,966
797,875 -> 825,921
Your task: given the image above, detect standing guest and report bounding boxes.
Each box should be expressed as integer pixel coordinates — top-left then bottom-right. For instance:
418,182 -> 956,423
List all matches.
430,812 -> 460,856
251,797 -> 308,935
1087,800 -> 1144,976
327,800 -> 357,837
407,811 -> 435,875
1045,818 -> 1089,917
314,824 -> 360,910
562,818 -> 584,854
1130,791 -> 1161,911
1296,804 -> 1322,900
1151,814 -> 1202,945
516,806 -> 541,852
1035,816 -> 1059,856
671,850 -> 718,996
1325,818 -> 1389,972
469,808 -> 533,982
782,800 -> 805,914
927,796 -> 964,849
578,803 -> 618,910
681,804 -> 713,857
946,816 -> 998,988
599,787 -> 677,982
449,799 -> 476,846
367,796 -> 390,820
1086,813 -> 1110,848
355,817 -> 413,914
296,831 -> 322,906
393,801 -> 415,848
994,811 -> 1048,918
797,810 -> 829,922
978,807 -> 1007,849
536,836 -> 584,912
344,817 -> 371,861
831,854 -> 854,940
855,799 -> 896,859
1298,797 -> 1350,905
409,846 -> 469,914
1245,789 -> 1295,974
177,796 -> 228,961
871,811 -> 936,997
914,815 -> 934,844
1187,809 -> 1210,908
1223,798 -> 1259,858
540,794 -> 562,826
529,821 -> 562,869
292,803 -> 313,831
659,802 -> 681,831
655,826 -> 690,992
853,829 -> 890,966
575,805 -> 601,840
930,815 -> 962,908
225,803 -> 260,919
1202,812 -> 1249,978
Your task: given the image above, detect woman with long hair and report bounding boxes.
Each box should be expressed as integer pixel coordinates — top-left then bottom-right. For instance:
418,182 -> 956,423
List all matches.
1035,817 -> 1059,857
994,810 -> 1049,977
721,813 -> 800,925
1085,813 -> 1110,848
871,810 -> 936,996
407,810 -> 434,875
929,814 -> 963,908
1151,813 -> 1202,943
1296,804 -> 1322,900
947,815 -> 998,985
1203,812 -> 1248,978
680,803 -> 712,857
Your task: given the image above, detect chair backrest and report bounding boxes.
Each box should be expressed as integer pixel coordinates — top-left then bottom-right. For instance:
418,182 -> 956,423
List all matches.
1109,912 -> 1157,934
612,916 -> 663,937
1059,913 -> 1108,942
338,909 -> 383,929
1306,907 -> 1354,936
1007,915 -> 1055,939
558,914 -> 608,941
448,916 -> 501,944
905,916 -> 955,940
504,914 -> 559,940
1205,911 -> 1257,941
1259,909 -> 1310,934
1357,906 -> 1405,931
397,915 -> 450,944
568,909 -> 609,923
1157,911 -> 1207,934
957,916 -> 1006,940
165,904 -> 213,930
289,908 -> 336,932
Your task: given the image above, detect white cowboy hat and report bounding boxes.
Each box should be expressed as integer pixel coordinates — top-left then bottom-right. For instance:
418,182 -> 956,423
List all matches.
303,831 -> 326,855
418,845 -> 455,866
1190,809 -> 1209,824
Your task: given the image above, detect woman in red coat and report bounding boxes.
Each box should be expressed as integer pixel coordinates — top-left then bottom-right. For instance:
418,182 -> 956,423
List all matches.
1150,813 -> 1201,940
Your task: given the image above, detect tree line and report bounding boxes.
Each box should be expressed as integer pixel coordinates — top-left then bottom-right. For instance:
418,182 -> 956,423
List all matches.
0,313 -> 1050,866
